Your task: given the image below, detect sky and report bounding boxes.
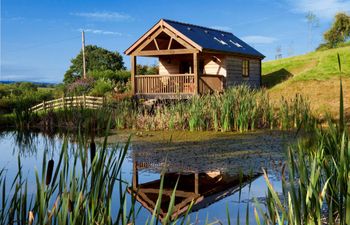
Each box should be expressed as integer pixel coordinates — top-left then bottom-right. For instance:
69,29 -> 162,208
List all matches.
1,0 -> 350,83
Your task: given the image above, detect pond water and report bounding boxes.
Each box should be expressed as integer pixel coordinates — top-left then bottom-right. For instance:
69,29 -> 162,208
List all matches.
0,130 -> 287,224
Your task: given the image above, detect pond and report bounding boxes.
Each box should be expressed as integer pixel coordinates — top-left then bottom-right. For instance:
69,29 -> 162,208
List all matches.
0,130 -> 293,224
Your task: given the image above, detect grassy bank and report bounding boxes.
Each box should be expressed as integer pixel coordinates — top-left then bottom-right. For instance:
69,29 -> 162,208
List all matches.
262,46 -> 350,118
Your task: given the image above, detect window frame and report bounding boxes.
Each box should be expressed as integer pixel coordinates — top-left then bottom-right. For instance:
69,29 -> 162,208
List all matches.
242,59 -> 250,77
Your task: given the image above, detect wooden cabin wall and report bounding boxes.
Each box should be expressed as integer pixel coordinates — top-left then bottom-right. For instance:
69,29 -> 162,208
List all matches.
159,55 -> 193,75
198,54 -> 226,94
225,56 -> 261,88
202,54 -> 226,76
159,56 -> 180,75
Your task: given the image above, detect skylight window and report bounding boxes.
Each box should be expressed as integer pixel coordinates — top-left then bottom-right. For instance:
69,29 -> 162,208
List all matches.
229,40 -> 242,48
214,37 -> 228,45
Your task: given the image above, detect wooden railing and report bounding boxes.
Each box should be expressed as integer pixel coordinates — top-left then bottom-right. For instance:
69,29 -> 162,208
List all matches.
30,95 -> 105,113
135,74 -> 195,94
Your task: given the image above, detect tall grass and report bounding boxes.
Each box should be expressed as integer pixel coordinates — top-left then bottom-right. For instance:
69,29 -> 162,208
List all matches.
110,85 -> 316,132
9,84 -> 316,133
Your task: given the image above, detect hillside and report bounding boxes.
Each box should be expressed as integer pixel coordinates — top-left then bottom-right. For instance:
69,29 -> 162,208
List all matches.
262,46 -> 350,119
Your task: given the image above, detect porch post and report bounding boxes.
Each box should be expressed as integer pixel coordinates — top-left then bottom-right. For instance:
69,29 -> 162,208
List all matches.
194,173 -> 199,194
132,158 -> 139,187
193,52 -> 199,95
131,55 -> 137,94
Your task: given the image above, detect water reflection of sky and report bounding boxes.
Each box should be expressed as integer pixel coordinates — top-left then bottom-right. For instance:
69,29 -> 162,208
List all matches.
0,131 -> 283,224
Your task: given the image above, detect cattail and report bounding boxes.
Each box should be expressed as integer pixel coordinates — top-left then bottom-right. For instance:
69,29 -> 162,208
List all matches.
90,140 -> 96,164
28,211 -> 34,225
46,159 -> 54,186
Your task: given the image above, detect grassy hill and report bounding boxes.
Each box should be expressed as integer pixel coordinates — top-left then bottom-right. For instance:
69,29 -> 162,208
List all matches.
262,46 -> 350,119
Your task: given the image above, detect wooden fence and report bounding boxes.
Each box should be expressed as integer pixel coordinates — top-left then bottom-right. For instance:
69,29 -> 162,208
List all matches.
30,95 -> 105,113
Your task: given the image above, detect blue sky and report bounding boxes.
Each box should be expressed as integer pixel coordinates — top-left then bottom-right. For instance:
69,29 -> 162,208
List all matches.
1,0 -> 350,83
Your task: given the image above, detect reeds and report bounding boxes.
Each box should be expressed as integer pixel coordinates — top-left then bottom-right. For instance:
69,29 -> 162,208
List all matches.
110,85 -> 315,132
0,121 -> 139,225
257,53 -> 349,225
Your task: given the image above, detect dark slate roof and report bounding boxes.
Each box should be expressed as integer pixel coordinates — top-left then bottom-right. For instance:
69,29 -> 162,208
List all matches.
163,19 -> 265,58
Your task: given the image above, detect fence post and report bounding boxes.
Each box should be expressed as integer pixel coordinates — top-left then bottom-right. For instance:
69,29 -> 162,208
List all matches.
83,94 -> 86,108
62,95 -> 65,109
43,100 -> 46,112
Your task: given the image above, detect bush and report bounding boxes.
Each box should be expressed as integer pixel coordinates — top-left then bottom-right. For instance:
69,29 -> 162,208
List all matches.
89,69 -> 130,83
66,77 -> 95,96
89,78 -> 114,96
0,84 -> 54,114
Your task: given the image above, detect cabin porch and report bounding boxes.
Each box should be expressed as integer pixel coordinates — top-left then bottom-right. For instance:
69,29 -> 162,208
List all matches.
131,53 -> 225,99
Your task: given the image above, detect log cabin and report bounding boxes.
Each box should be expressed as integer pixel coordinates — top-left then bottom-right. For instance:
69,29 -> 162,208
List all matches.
124,19 -> 265,99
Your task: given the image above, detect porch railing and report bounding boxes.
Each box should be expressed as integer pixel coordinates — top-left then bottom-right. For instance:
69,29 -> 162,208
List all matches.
135,74 -> 195,94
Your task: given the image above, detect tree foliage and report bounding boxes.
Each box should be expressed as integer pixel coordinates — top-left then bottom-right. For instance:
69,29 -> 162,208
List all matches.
64,45 -> 125,84
323,13 -> 350,48
136,64 -> 159,75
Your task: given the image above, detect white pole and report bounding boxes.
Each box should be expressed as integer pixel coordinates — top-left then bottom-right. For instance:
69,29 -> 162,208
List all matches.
82,30 -> 86,79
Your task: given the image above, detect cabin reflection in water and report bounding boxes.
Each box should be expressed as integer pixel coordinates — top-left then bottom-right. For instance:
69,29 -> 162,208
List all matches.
128,161 -> 259,221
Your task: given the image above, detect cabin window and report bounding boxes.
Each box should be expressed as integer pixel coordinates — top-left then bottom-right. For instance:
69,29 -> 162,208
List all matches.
242,59 -> 249,77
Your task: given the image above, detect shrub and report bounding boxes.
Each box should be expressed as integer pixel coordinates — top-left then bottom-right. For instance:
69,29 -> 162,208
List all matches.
66,77 -> 95,96
89,69 -> 130,83
89,78 -> 114,96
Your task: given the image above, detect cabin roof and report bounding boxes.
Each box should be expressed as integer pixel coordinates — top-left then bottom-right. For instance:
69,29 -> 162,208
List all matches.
124,19 -> 265,59
163,19 -> 265,58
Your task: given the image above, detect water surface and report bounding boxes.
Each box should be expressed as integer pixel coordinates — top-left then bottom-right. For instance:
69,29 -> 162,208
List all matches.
0,131 -> 286,224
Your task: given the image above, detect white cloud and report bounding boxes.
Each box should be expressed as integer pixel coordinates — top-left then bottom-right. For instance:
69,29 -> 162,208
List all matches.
210,26 -> 232,31
289,0 -> 350,19
71,11 -> 132,21
79,28 -> 123,36
241,35 -> 277,44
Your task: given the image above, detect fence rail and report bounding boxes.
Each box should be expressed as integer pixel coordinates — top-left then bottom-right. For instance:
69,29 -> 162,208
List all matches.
30,95 -> 105,113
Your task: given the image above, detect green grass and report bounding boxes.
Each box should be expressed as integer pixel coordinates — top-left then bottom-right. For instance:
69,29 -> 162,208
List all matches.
262,46 -> 350,84
262,46 -> 350,118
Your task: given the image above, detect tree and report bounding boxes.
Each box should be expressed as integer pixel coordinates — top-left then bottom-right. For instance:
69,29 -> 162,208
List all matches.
136,64 -> 159,75
324,13 -> 350,48
64,45 -> 125,84
305,11 -> 319,50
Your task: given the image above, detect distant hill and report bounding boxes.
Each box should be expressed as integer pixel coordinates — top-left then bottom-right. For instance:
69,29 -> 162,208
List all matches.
0,81 -> 58,87
262,46 -> 350,119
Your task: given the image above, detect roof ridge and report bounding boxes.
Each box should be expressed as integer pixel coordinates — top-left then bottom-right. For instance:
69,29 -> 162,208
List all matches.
162,19 -> 233,35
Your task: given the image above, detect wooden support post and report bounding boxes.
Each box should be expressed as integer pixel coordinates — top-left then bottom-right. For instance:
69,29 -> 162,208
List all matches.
194,173 -> 199,194
82,31 -> 87,79
131,55 -> 137,95
43,100 -> 46,112
132,159 -> 139,188
193,52 -> 199,95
